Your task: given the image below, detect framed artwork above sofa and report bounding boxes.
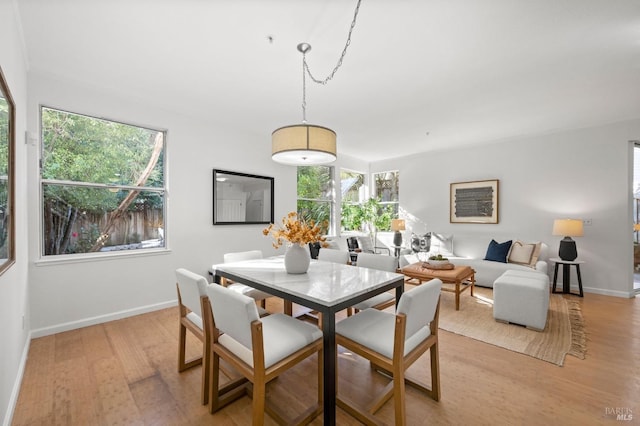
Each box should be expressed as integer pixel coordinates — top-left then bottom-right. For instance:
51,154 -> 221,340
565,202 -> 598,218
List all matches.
450,179 -> 499,224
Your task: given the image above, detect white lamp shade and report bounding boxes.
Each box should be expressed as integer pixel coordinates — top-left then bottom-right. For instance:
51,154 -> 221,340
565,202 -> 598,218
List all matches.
272,124 -> 336,165
552,219 -> 584,237
391,219 -> 406,231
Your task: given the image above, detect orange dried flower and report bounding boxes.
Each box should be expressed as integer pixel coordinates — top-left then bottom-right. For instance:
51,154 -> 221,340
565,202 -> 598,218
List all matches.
263,212 -> 328,249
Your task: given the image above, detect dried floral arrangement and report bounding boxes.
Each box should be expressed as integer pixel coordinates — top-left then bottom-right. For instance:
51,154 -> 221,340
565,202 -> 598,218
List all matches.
263,212 -> 328,249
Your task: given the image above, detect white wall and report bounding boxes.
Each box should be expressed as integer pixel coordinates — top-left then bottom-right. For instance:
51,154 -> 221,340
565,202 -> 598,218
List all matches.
26,72 -> 299,335
0,0 -> 29,424
5,12 -> 637,422
372,120 -> 640,297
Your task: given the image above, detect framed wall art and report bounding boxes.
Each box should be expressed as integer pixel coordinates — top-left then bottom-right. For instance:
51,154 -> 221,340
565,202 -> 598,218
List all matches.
450,179 -> 499,224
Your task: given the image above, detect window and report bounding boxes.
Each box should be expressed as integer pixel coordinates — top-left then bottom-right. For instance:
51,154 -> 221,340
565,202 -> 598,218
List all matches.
0,66 -> 15,275
340,169 -> 365,231
373,170 -> 400,230
297,166 -> 333,234
40,107 -> 166,257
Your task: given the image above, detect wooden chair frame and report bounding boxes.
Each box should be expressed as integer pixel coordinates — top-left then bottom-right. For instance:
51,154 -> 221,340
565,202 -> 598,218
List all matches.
203,296 -> 323,425
336,298 -> 441,425
177,284 -> 210,405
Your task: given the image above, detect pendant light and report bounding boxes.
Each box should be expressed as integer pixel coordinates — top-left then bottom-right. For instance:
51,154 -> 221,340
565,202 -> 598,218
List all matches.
272,0 -> 362,165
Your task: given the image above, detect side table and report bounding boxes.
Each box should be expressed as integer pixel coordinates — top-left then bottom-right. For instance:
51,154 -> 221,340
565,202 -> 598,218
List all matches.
392,245 -> 404,258
550,257 -> 584,297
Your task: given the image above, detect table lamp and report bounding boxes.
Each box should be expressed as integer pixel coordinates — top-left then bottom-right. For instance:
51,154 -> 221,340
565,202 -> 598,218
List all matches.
552,218 -> 584,261
391,219 -> 406,246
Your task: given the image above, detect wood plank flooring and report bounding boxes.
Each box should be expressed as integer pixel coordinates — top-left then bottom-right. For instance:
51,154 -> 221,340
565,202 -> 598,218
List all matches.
11,291 -> 640,425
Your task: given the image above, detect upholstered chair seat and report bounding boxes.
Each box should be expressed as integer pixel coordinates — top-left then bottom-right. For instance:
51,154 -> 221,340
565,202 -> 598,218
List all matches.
205,281 -> 323,424
336,279 -> 443,425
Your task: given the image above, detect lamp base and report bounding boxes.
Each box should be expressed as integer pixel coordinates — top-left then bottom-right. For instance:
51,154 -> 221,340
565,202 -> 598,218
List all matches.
558,237 -> 577,261
393,231 -> 403,247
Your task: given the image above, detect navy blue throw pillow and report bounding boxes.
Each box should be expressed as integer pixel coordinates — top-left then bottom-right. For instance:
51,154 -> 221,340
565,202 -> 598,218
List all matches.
484,239 -> 513,263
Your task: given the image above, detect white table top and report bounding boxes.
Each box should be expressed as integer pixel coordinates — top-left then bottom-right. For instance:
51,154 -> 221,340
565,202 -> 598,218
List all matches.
550,257 -> 585,265
213,257 -> 404,309
212,256 -> 405,426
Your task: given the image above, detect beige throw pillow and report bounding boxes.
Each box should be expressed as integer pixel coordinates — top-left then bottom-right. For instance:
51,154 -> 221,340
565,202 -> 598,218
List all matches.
508,240 -> 542,268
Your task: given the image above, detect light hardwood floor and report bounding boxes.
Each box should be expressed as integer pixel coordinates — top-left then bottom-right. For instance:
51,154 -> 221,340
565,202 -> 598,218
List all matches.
11,291 -> 639,425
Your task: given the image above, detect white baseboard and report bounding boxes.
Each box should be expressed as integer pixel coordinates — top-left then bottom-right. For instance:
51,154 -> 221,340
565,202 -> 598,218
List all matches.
30,300 -> 177,339
582,286 -> 636,298
555,282 -> 635,298
2,333 -> 31,426
3,300 -> 177,425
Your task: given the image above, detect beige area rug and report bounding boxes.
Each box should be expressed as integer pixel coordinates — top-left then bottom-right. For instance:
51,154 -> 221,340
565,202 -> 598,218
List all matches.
438,287 -> 586,366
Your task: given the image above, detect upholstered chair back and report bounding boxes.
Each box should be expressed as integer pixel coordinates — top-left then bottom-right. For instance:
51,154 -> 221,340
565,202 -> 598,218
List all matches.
356,252 -> 396,272
175,268 -> 209,318
317,248 -> 350,264
207,282 -> 260,350
397,279 -> 442,338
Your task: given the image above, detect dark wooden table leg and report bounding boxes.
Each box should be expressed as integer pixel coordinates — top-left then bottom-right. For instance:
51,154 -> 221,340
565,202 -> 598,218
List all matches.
395,280 -> 404,305
321,310 -> 336,425
552,263 -> 559,293
562,263 -> 571,293
576,264 -> 584,297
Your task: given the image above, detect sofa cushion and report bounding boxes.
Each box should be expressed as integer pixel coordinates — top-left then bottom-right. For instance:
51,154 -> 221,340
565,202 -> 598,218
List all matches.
454,257 -> 540,288
357,235 -> 374,252
484,239 -> 512,263
508,240 -> 542,268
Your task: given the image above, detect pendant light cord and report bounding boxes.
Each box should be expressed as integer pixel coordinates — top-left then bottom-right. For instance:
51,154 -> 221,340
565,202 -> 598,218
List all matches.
300,0 -> 363,123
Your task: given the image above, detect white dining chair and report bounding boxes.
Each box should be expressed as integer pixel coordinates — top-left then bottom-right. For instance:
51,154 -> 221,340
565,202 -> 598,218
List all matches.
336,279 -> 442,425
175,268 -> 211,405
317,248 -> 350,264
348,252 -> 399,316
219,250 -> 273,315
309,248 -> 351,324
204,282 -> 324,424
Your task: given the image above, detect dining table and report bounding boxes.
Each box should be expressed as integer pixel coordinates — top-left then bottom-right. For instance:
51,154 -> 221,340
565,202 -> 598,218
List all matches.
212,256 -> 405,426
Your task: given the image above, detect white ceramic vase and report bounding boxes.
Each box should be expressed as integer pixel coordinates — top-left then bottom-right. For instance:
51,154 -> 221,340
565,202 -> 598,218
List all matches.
284,243 -> 310,274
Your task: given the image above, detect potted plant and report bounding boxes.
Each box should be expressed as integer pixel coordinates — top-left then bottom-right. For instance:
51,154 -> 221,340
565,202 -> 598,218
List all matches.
340,197 -> 394,252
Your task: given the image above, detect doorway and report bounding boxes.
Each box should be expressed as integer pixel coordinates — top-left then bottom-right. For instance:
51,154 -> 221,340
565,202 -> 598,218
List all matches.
633,142 -> 640,293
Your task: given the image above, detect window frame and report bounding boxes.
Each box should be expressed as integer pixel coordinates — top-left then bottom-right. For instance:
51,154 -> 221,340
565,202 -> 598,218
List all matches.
373,170 -> 400,225
340,168 -> 366,232
296,165 -> 336,235
39,105 -> 168,260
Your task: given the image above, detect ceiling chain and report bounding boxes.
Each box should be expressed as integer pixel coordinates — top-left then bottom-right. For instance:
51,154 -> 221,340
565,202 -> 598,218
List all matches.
300,0 -> 363,123
303,0 -> 362,86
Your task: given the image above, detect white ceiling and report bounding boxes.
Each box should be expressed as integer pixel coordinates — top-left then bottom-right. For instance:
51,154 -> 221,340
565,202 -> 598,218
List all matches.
14,0 -> 640,162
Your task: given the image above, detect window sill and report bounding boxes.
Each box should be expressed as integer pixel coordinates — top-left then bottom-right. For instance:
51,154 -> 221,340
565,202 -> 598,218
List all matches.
34,247 -> 172,267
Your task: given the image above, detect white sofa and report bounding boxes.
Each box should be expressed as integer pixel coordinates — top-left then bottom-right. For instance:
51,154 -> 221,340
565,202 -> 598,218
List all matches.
399,234 -> 549,288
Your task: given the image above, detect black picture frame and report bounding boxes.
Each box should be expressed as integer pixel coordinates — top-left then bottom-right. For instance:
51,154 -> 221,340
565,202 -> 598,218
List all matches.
213,169 -> 274,225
